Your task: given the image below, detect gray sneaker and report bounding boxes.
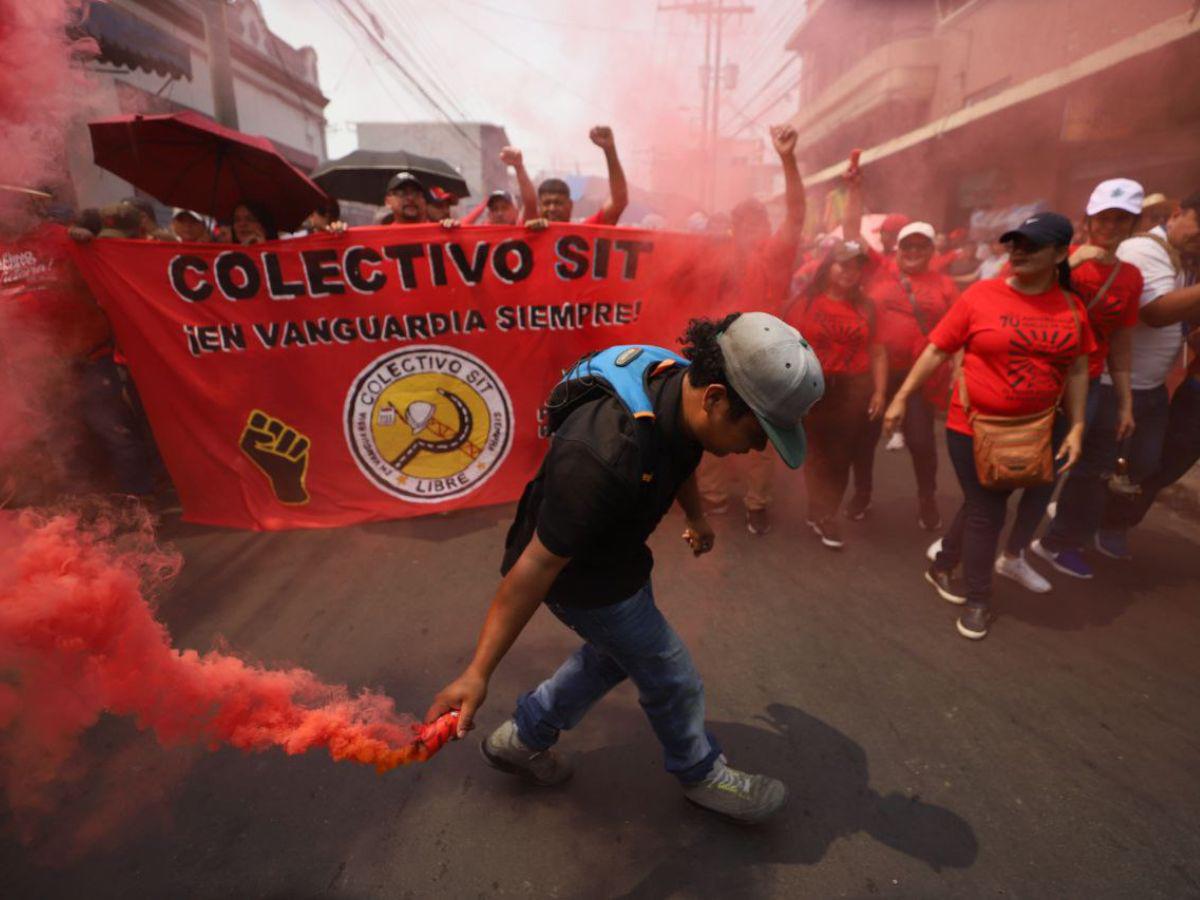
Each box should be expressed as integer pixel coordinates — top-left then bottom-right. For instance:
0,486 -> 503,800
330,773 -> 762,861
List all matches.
682,758 -> 787,824
481,719 -> 574,786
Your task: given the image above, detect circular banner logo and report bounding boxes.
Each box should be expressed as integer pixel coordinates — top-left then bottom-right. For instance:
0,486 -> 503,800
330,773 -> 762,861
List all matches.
344,346 -> 513,503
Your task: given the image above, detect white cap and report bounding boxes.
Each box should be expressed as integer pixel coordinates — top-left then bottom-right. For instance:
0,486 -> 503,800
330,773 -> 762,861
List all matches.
1086,178 -> 1144,216
897,221 -> 935,244
716,312 -> 825,469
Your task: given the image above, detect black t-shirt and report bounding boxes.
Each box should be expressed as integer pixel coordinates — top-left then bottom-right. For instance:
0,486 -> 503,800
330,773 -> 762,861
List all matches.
501,366 -> 703,608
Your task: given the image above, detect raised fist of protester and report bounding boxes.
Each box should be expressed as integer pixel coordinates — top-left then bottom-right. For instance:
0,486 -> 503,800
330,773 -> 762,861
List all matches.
426,670 -> 487,740
525,217 -> 550,231
589,126 -> 616,151
681,515 -> 716,557
770,124 -> 798,158
499,146 -> 524,167
841,148 -> 863,185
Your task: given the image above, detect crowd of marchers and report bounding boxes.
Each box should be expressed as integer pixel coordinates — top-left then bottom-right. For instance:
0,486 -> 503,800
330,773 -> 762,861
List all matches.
2,121 -> 1198,644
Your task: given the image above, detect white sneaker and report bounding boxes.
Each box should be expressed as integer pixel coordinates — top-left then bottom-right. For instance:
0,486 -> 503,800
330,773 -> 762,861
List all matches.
994,552 -> 1051,593
885,431 -> 906,451
926,537 -> 942,562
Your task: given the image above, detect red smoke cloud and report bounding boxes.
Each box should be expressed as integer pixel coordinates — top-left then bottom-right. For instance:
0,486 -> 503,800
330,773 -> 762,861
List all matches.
0,0 -> 96,226
0,506 -> 455,821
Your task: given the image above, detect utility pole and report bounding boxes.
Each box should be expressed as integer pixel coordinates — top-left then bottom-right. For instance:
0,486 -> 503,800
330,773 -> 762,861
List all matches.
202,0 -> 239,129
659,1 -> 753,210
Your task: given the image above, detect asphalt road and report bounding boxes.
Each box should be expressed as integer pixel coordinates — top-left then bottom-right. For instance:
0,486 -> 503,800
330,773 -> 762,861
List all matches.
3,443 -> 1199,899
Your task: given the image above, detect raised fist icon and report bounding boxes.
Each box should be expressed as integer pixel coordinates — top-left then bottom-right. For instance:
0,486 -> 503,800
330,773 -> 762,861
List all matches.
239,409 -> 311,505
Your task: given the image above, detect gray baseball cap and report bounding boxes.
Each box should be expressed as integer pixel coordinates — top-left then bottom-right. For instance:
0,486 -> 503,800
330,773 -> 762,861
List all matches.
717,312 -> 825,468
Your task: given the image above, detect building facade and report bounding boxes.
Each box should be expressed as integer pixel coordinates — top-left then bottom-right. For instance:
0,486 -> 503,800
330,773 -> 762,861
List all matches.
781,0 -> 1200,234
68,0 -> 328,215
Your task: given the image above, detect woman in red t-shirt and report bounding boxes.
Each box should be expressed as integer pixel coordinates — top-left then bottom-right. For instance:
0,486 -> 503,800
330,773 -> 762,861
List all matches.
791,240 -> 887,549
882,212 -> 1094,640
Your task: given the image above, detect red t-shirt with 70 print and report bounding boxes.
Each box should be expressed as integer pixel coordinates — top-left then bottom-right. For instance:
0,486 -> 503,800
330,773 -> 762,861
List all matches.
793,293 -> 874,375
928,278 -> 1097,436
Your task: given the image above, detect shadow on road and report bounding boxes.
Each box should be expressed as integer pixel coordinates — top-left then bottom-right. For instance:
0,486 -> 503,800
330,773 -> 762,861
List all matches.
996,525 -> 1196,632
498,702 -> 979,897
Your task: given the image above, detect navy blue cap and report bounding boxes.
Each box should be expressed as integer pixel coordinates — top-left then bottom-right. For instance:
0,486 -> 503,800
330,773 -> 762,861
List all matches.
1000,212 -> 1073,247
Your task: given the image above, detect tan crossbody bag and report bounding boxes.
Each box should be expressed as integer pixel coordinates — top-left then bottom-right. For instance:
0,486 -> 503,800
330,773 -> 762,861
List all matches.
958,289 -> 1080,490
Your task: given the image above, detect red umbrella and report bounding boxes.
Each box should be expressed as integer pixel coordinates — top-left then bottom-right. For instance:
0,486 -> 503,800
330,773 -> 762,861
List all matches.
87,111 -> 328,232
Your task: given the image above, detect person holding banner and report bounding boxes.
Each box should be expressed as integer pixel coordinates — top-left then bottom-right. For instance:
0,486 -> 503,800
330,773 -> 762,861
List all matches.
532,126 -> 628,226
426,312 -> 824,824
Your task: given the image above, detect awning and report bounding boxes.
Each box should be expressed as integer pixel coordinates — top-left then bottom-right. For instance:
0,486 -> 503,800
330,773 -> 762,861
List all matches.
82,3 -> 193,81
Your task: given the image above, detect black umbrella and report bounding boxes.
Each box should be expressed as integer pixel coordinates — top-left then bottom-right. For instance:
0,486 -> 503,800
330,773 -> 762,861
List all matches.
311,149 -> 469,205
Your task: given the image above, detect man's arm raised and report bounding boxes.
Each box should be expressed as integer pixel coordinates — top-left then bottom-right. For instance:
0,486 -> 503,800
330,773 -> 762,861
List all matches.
426,536 -> 569,737
840,149 -> 864,244
500,145 -> 539,223
771,124 -> 806,247
591,126 -> 628,225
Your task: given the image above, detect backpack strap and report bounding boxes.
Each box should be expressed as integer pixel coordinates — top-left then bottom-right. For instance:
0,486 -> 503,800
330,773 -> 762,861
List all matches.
546,345 -> 690,491
1132,230 -> 1182,276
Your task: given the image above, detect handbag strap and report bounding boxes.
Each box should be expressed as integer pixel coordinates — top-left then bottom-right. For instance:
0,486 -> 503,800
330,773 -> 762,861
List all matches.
958,284 -> 1081,417
1086,260 -> 1122,311
899,275 -> 931,335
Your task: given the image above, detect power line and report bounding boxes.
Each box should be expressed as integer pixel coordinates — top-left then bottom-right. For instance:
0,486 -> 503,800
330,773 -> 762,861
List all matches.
727,71 -> 802,137
447,0 -> 698,38
371,0 -> 482,124
438,2 -> 618,117
325,0 -> 481,151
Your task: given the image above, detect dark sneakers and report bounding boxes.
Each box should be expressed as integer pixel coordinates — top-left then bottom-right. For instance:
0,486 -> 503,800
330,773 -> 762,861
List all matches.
808,517 -> 844,550
845,492 -> 871,521
746,507 -> 771,536
956,607 -> 990,640
925,564 -> 966,605
918,495 -> 942,531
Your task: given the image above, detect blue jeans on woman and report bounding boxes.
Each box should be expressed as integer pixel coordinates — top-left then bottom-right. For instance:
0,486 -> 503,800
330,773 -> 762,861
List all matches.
1103,377 -> 1200,530
935,425 -> 1065,610
1042,382 -> 1170,552
513,582 -> 721,784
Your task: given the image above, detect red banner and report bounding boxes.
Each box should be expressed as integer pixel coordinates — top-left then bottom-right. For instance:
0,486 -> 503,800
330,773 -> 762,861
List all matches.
70,224 -> 742,529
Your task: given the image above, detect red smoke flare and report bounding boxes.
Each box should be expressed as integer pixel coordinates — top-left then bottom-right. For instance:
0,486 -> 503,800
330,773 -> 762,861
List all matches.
0,507 -> 453,816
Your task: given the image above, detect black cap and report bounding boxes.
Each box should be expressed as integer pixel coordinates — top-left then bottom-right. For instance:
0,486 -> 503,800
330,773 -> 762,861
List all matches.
1000,212 -> 1073,247
386,171 -> 428,197
486,189 -> 514,208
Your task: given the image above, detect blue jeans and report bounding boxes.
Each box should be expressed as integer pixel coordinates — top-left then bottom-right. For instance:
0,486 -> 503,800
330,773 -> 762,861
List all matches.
1103,377 -> 1200,530
513,583 -> 721,784
1043,383 -> 1170,550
